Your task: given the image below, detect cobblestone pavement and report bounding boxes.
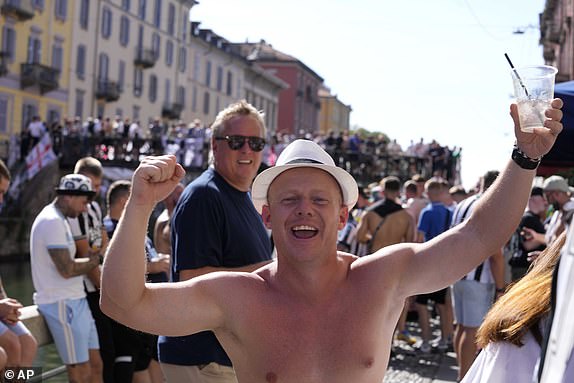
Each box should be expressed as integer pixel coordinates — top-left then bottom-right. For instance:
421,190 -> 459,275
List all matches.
383,317 -> 459,383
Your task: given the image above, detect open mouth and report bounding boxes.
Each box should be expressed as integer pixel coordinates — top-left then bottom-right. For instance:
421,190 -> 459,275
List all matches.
238,159 -> 253,164
291,225 -> 318,239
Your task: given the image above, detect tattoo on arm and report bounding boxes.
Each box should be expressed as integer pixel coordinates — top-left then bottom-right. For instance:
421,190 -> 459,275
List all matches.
49,248 -> 100,279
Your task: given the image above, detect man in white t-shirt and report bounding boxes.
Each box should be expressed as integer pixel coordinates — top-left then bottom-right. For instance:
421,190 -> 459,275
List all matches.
30,174 -> 103,383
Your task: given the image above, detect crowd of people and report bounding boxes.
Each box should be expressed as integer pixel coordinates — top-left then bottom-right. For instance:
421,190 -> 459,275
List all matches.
0,97 -> 572,382
16,112 -> 462,189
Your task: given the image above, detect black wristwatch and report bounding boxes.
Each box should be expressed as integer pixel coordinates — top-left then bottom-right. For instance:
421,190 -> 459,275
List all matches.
511,145 -> 541,170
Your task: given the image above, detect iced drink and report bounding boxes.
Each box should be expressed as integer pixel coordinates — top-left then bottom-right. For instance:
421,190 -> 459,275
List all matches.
511,65 -> 558,133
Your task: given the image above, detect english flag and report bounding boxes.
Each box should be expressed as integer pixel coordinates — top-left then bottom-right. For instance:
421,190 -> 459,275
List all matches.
25,133 -> 57,180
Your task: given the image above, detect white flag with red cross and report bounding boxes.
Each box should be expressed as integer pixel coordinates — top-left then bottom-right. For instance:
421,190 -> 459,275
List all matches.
25,133 -> 58,180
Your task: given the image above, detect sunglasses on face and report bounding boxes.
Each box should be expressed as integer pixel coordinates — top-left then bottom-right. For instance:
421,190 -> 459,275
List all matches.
215,135 -> 266,152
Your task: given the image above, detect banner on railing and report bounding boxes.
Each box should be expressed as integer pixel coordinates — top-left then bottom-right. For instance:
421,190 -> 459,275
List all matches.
25,133 -> 57,180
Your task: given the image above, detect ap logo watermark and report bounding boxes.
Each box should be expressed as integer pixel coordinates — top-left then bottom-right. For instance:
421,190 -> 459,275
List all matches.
2,367 -> 42,382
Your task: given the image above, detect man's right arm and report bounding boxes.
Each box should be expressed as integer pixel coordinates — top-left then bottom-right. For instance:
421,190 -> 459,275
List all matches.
101,155 -> 226,337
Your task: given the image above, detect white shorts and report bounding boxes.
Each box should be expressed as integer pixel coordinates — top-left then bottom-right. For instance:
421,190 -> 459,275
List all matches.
38,298 -> 99,365
0,321 -> 31,337
452,279 -> 495,328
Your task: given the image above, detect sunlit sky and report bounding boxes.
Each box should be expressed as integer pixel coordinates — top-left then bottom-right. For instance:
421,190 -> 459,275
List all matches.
191,0 -> 546,189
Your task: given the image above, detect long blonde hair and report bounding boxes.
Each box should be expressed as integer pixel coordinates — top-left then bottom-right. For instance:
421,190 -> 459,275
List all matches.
476,232 -> 566,348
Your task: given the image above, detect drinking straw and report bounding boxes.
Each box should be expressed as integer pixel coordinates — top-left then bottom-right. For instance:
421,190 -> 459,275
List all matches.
505,53 -> 530,97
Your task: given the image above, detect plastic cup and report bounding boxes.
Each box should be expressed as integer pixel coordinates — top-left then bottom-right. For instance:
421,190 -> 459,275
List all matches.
511,65 -> 558,133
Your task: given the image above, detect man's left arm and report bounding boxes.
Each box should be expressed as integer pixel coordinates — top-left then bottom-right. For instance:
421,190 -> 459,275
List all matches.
387,99 -> 564,297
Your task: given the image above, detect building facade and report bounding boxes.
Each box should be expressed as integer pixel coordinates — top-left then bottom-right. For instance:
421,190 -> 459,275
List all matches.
318,85 -> 351,135
0,0 -> 72,146
68,0 -> 197,127
234,40 -> 324,137
540,0 -> 574,82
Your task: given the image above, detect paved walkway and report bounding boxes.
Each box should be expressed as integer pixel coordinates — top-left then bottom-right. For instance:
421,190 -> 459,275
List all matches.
384,316 -> 459,383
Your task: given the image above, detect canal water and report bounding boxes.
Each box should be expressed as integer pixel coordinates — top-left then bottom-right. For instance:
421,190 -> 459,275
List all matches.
2,259 -> 67,382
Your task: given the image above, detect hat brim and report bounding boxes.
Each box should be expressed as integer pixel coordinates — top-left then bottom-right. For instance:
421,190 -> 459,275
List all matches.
251,163 -> 358,214
55,189 -> 96,197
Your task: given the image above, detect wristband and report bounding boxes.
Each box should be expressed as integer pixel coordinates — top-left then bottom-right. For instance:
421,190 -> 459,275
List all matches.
511,145 -> 541,170
496,287 -> 505,293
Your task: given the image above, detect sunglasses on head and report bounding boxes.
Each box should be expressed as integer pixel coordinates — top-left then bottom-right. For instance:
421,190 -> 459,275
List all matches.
215,135 -> 266,152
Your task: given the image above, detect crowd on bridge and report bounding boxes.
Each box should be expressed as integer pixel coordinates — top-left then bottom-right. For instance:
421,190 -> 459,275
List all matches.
15,112 -> 463,189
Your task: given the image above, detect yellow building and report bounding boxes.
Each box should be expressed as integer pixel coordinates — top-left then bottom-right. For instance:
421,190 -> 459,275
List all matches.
318,85 -> 352,135
0,0 -> 74,151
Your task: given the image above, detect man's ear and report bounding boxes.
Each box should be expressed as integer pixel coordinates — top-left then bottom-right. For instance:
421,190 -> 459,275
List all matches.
261,205 -> 272,229
338,205 -> 349,230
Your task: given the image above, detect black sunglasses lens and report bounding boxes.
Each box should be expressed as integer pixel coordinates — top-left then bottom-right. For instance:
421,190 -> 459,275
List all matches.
248,137 -> 265,151
227,136 -> 245,150
224,136 -> 264,151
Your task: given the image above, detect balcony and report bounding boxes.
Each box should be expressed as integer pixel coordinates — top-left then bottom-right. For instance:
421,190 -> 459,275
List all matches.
95,80 -> 121,102
20,63 -> 59,94
134,47 -> 156,69
1,0 -> 34,21
162,102 -> 183,120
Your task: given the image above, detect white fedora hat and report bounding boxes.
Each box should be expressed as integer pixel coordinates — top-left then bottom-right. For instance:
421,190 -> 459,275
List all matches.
251,139 -> 358,213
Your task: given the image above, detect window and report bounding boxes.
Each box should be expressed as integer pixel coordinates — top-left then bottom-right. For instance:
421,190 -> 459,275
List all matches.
0,98 -> 8,134
226,71 -> 233,96
75,89 -> 84,119
216,66 -> 223,92
205,61 -> 211,87
102,7 -> 112,39
151,33 -> 160,60
33,0 -> 45,10
76,45 -> 86,79
193,52 -> 200,80
165,79 -> 170,103
177,85 -> 185,107
192,86 -> 197,112
51,44 -> 63,72
47,108 -> 60,125
1,26 -> 16,61
118,60 -> 126,91
122,0 -> 130,11
149,74 -> 157,102
138,0 -> 146,19
181,13 -> 188,41
134,68 -> 143,97
203,91 -> 210,115
165,40 -> 173,66
167,4 -> 175,35
98,53 -> 109,80
153,0 -> 162,28
120,16 -> 130,46
178,47 -> 186,72
55,0 -> 67,20
79,0 -> 89,29
22,104 -> 37,131
27,36 -> 41,64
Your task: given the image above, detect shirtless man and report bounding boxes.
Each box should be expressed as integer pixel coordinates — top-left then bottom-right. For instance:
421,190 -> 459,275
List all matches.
101,100 -> 563,383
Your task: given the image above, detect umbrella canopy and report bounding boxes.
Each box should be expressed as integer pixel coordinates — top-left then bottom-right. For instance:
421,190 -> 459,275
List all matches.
538,80 -> 574,175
